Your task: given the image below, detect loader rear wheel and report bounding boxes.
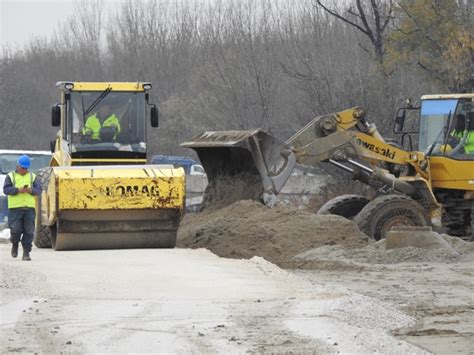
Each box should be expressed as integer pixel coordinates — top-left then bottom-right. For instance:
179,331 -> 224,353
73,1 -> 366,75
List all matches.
317,194 -> 369,220
353,194 -> 431,241
33,167 -> 53,248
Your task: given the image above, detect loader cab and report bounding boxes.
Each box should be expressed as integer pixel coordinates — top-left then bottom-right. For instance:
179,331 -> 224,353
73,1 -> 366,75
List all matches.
53,82 -> 158,166
417,95 -> 473,160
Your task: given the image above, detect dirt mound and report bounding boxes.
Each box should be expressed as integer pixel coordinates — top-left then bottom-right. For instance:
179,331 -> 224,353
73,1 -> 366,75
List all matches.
177,200 -> 369,269
294,233 -> 474,266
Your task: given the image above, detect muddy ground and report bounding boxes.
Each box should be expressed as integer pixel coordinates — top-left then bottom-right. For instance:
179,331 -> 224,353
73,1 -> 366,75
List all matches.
1,199 -> 472,353
177,200 -> 474,354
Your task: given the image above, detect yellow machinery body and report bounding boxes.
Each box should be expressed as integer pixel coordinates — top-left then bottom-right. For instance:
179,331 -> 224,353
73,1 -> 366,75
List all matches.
429,157 -> 474,191
35,82 -> 185,250
183,94 -> 474,239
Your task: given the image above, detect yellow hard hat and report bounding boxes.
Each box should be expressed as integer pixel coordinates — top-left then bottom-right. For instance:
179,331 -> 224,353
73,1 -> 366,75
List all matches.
439,144 -> 452,153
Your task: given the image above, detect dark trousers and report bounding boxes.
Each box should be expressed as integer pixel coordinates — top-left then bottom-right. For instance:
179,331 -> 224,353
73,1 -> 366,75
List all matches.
8,208 -> 35,253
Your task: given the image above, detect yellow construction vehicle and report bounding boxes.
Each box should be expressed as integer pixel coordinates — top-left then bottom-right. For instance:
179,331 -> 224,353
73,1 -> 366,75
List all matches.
34,82 -> 185,250
182,94 -> 474,240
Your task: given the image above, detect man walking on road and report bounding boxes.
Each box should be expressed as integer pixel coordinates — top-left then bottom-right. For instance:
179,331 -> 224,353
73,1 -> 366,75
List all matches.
3,155 -> 42,261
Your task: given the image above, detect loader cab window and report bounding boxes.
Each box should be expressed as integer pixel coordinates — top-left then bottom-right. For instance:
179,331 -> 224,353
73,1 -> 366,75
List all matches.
419,98 -> 473,159
67,91 -> 146,158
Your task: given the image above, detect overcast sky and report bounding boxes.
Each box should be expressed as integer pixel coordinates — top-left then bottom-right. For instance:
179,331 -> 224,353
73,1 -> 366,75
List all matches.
1,1 -> 73,47
0,0 -> 125,48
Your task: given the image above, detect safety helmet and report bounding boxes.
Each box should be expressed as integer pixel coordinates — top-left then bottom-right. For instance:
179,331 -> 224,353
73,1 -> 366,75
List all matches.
17,155 -> 31,169
438,144 -> 452,153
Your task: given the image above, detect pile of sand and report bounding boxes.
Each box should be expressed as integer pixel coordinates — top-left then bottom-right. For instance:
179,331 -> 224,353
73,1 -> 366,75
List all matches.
178,200 -> 474,269
294,233 -> 474,266
177,200 -> 369,269
201,173 -> 263,211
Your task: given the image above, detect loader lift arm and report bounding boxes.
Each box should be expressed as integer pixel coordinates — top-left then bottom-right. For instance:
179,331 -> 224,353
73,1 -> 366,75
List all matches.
183,107 -> 430,206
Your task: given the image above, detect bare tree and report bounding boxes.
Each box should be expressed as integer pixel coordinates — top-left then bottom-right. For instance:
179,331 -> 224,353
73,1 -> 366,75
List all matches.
315,0 -> 394,63
0,0 -> 438,153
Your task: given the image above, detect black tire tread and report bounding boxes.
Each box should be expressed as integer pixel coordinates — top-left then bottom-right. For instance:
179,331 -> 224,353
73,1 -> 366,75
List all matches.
35,225 -> 52,248
33,167 -> 53,248
353,194 -> 430,240
317,194 -> 370,219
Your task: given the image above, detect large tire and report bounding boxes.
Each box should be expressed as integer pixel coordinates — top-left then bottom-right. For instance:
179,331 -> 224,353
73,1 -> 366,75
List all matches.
353,194 -> 431,241
317,194 -> 370,220
33,167 -> 53,248
35,225 -> 53,248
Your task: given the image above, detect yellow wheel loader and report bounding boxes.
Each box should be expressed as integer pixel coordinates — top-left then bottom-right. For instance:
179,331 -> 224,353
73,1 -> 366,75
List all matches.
34,82 -> 185,250
182,94 -> 474,240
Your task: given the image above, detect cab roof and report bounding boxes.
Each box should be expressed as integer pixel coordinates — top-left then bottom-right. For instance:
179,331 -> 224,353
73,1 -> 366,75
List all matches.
56,82 -> 152,92
421,93 -> 474,100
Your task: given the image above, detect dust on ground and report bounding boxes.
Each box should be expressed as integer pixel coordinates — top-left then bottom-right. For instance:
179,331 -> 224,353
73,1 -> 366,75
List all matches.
294,234 -> 474,268
177,200 -> 369,269
177,200 -> 474,354
178,199 -> 473,269
296,256 -> 474,354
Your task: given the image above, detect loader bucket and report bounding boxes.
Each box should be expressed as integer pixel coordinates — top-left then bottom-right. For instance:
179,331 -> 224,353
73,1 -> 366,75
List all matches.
182,130 -> 296,209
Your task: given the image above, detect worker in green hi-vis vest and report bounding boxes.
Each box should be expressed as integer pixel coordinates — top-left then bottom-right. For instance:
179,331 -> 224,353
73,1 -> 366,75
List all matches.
448,113 -> 474,155
3,155 -> 42,261
82,104 -> 121,143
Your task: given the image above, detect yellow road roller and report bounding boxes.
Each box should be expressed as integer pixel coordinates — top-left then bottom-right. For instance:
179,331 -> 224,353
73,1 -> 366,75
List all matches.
34,82 -> 185,250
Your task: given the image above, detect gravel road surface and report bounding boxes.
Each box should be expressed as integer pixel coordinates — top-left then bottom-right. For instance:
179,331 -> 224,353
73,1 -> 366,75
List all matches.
0,245 -> 424,353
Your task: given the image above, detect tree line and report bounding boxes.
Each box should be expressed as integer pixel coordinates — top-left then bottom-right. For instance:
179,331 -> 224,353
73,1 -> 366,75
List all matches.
0,0 -> 472,156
